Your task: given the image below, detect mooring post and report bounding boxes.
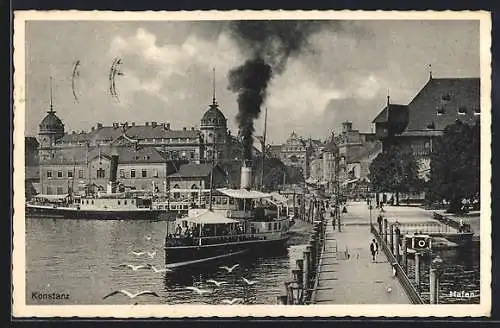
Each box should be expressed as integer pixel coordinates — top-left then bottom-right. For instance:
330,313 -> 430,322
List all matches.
395,227 -> 401,263
402,236 -> 408,273
306,245 -> 314,284
383,218 -> 388,244
296,259 -> 304,286
430,268 -> 437,304
390,224 -> 394,255
303,250 -> 311,298
415,252 -> 421,291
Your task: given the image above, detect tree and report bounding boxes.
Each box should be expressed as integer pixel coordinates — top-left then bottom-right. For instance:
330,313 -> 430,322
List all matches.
430,120 -> 480,213
369,144 -> 421,205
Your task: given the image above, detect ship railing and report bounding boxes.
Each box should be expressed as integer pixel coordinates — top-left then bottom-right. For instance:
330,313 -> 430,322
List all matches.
165,231 -> 279,247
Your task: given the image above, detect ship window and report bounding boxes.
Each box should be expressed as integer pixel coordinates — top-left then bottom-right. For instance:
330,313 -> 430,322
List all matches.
67,170 -> 73,178
268,223 -> 272,230
229,198 -> 235,205
86,200 -> 89,204
131,169 -> 136,178
57,171 -> 63,178
274,222 -> 277,230
222,197 -> 228,205
117,200 -> 121,205
47,170 -> 52,178
91,200 -> 94,205
97,168 -> 105,179
142,169 -> 147,178
131,199 -> 134,204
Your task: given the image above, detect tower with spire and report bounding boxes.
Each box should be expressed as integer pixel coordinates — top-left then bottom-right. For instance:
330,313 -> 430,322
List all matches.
38,77 -> 65,161
200,67 -> 228,164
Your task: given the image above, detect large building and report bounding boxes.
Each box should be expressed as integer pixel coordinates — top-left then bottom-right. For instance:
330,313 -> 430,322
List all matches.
34,89 -> 250,195
372,75 -> 480,181
278,131 -> 314,178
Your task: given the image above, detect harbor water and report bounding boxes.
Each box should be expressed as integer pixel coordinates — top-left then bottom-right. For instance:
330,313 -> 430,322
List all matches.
26,217 -> 312,305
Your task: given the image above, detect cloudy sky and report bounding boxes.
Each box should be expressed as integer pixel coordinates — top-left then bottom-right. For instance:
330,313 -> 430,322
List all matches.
24,19 -> 479,144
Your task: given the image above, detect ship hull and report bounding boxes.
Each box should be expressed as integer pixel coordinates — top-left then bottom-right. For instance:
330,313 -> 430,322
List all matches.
26,204 -> 166,220
165,237 -> 288,265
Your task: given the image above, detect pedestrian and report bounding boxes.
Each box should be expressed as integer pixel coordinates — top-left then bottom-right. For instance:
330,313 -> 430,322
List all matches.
377,214 -> 383,233
370,239 -> 378,262
332,216 -> 336,231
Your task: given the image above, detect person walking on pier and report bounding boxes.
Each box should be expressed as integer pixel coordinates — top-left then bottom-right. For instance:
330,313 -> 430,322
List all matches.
370,239 -> 378,262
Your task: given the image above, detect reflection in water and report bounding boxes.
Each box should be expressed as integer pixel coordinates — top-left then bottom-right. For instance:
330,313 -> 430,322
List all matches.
406,241 -> 480,304
26,218 -> 311,305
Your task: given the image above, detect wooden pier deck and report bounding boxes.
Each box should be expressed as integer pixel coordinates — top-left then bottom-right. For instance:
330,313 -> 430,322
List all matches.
313,204 -> 411,304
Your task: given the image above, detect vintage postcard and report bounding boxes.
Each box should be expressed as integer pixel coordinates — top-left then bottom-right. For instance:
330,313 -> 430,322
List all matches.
12,10 -> 491,317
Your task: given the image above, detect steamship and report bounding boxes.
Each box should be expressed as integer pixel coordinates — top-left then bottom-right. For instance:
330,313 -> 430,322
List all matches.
164,164 -> 292,266
26,154 -> 165,220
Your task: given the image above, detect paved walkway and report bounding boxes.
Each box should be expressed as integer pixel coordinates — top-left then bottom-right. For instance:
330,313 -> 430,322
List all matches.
313,203 -> 411,304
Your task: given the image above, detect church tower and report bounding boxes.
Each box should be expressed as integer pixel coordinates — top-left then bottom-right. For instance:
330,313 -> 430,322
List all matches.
199,68 -> 228,164
38,77 -> 65,161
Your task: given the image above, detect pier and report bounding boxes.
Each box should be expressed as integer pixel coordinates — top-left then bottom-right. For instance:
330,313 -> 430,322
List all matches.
312,204 -> 412,304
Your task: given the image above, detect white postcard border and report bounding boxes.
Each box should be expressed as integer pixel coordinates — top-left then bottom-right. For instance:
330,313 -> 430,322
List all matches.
12,10 -> 492,318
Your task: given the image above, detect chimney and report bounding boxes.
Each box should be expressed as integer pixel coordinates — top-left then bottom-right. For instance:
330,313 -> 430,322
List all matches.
151,121 -> 157,128
240,162 -> 252,190
145,122 -> 149,126
97,123 -> 103,129
166,123 -> 171,130
107,154 -> 119,193
131,122 -> 135,127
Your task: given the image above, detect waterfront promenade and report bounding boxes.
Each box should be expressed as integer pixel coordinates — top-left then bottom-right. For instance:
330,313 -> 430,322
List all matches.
313,202 -> 411,304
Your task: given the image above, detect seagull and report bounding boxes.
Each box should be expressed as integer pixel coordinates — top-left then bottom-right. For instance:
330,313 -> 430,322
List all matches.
145,235 -> 152,241
148,265 -> 172,273
242,277 -> 258,285
147,251 -> 156,259
185,286 -> 212,295
130,251 -> 146,256
116,263 -> 149,271
221,298 -> 243,305
386,287 -> 393,293
206,279 -> 227,287
219,264 -> 239,273
102,289 -> 160,300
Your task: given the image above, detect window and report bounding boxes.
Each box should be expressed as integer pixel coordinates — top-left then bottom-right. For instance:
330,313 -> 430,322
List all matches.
131,169 -> 136,178
56,187 -> 64,195
57,171 -> 63,178
153,169 -> 159,178
97,168 -> 105,179
190,152 -> 195,159
46,187 -> 53,194
67,171 -> 73,178
78,170 -> 84,179
47,170 -> 52,178
142,169 -> 147,178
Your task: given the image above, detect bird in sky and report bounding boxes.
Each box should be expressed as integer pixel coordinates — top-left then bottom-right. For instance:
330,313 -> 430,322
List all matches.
102,289 -> 160,300
145,235 -> 152,241
386,287 -> 393,293
148,265 -> 172,273
116,263 -> 149,271
130,251 -> 146,256
206,279 -> 227,287
185,286 -> 212,295
242,277 -> 258,285
221,298 -> 244,305
219,264 -> 239,273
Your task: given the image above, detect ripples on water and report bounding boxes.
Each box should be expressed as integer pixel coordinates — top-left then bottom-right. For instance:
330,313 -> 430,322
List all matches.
405,241 -> 480,304
26,218 -> 312,305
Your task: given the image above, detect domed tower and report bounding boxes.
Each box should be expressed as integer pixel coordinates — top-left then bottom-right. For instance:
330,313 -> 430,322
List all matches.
200,72 -> 228,164
38,78 -> 65,161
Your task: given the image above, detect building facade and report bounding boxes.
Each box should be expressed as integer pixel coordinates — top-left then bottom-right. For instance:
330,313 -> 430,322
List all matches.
279,131 -> 313,178
372,76 -> 480,181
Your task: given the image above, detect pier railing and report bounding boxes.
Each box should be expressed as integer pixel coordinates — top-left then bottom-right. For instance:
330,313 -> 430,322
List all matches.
371,223 -> 424,304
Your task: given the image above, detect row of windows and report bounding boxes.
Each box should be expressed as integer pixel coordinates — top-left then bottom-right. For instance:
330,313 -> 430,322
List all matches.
46,168 -> 161,179
142,138 -> 197,144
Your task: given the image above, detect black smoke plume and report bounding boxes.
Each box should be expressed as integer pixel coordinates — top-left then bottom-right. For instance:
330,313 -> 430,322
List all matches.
227,21 -> 329,161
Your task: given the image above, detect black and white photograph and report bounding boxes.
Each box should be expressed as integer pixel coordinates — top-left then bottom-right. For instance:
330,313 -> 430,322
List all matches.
13,10 -> 491,317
